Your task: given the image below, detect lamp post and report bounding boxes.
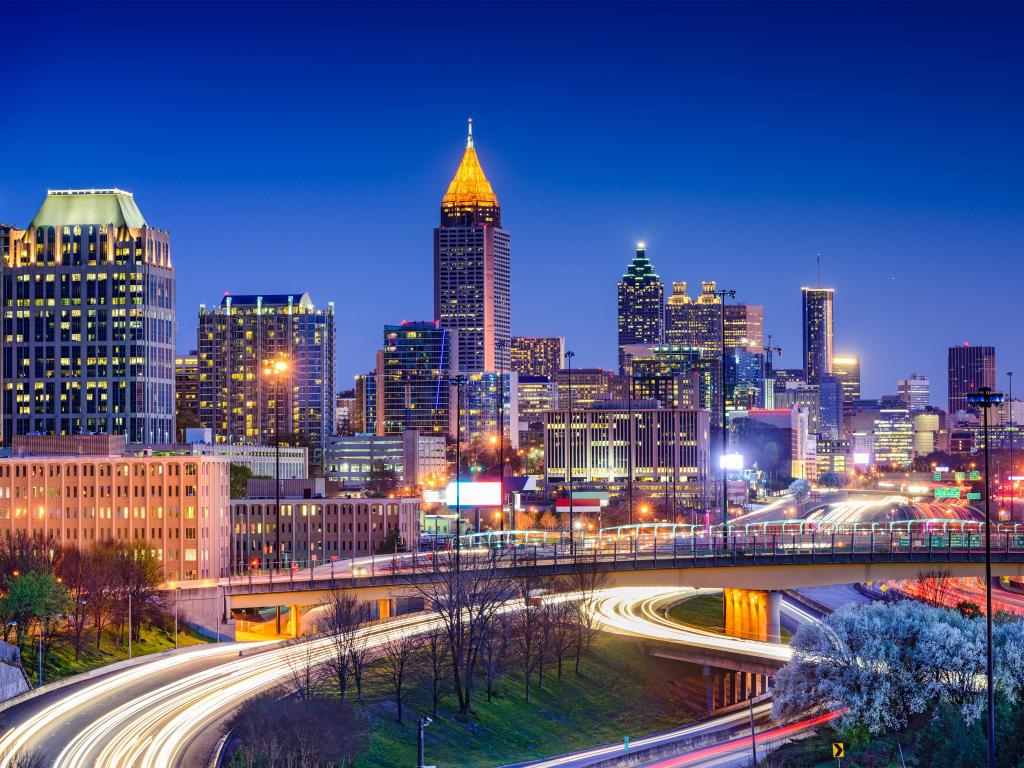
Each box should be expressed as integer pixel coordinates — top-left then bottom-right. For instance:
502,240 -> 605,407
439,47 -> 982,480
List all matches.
416,715 -> 433,768
966,385 -> 1003,768
174,586 -> 181,649
497,340 -> 507,532
564,350 -> 576,555
627,373 -> 634,526
1008,371 -> 1015,521
264,357 -> 288,635
716,288 -> 736,545
452,375 -> 467,573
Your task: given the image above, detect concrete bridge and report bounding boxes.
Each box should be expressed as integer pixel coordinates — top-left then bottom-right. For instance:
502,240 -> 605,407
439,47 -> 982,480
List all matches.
222,529 -> 1024,637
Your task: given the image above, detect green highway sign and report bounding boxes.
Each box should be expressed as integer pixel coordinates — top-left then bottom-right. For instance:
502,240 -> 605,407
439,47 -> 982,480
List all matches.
934,487 -> 961,499
967,492 -> 982,501
969,470 -> 981,480
955,471 -> 966,482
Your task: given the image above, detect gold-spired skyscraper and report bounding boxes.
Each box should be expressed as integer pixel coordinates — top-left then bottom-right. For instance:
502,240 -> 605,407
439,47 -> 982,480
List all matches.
434,119 -> 510,373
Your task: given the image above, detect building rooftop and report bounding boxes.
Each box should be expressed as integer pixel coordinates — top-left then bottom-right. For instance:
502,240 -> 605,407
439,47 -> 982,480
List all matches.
442,119 -> 499,210
30,189 -> 147,229
219,292 -> 314,309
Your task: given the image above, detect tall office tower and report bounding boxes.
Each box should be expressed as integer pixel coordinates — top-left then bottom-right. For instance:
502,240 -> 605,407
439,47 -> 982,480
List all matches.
724,348 -> 766,411
818,375 -> 844,440
434,120 -> 510,373
378,321 -> 457,437
174,350 -> 199,440
617,243 -> 664,373
197,292 -> 335,470
334,390 -> 357,435
948,344 -> 996,419
897,373 -> 930,411
510,336 -> 564,377
1,189 -> 175,443
801,287 -> 834,383
832,355 -> 861,403
686,281 -> 724,355
664,282 -> 692,345
724,304 -> 765,353
353,371 -> 376,434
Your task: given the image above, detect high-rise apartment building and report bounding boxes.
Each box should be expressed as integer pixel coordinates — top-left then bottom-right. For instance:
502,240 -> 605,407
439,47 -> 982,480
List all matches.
947,345 -> 995,419
897,373 -> 930,411
724,304 -> 765,353
2,189 -> 176,443
378,321 -> 456,437
832,355 -> 861,403
617,243 -> 664,373
801,287 -> 834,383
334,390 -> 356,435
175,350 -> 199,441
434,121 -> 510,373
664,281 -> 722,356
510,337 -> 564,378
197,292 -> 335,470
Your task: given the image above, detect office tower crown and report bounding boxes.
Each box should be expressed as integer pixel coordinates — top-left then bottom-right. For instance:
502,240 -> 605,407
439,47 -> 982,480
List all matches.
442,119 -> 499,213
622,243 -> 660,285
31,189 -> 147,229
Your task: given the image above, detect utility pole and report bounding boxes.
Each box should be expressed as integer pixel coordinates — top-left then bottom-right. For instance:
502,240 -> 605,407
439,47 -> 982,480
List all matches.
564,350 -> 576,554
717,289 -> 736,545
966,385 -> 1004,768
1009,371 -> 1016,521
497,340 -> 507,532
627,374 -> 634,526
453,376 -> 466,573
264,357 -> 288,634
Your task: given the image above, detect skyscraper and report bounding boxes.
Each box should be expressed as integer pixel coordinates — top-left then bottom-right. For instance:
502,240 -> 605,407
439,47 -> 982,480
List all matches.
948,344 -> 996,418
510,336 -> 564,378
724,304 -> 765,353
1,189 -> 175,443
378,321 -> 457,437
897,373 -> 930,411
175,350 -> 199,440
664,282 -> 692,346
197,292 -> 335,470
617,243 -> 664,373
801,287 -> 834,383
434,120 -> 510,373
832,355 -> 861,403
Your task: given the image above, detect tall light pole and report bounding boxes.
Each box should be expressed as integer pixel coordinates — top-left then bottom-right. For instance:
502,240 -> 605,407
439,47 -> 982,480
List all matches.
716,288 -> 736,545
264,357 -> 288,636
263,358 -> 289,572
1008,371 -> 1015,521
966,385 -> 1003,768
564,350 -> 576,554
627,373 -> 634,526
497,340 -> 508,532
452,375 -> 467,573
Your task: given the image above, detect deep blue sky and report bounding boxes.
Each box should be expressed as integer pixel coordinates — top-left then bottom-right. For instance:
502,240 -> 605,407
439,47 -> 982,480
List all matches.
2,2 -> 1022,404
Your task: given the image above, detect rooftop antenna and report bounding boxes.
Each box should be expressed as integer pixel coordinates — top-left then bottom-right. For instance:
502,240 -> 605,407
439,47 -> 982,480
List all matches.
816,252 -> 822,287
467,117 -> 474,149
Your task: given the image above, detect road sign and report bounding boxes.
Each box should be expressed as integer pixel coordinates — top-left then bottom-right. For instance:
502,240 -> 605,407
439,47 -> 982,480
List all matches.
967,492 -> 982,501
833,742 -> 845,758
935,487 -> 961,499
623,736 -> 629,752
969,470 -> 981,480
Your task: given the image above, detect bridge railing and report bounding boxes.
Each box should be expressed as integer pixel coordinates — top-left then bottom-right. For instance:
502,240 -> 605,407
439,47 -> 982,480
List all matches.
224,529 -> 1024,595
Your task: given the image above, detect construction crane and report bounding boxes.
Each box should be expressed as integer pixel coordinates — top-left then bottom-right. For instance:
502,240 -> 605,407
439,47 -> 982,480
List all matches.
764,334 -> 783,377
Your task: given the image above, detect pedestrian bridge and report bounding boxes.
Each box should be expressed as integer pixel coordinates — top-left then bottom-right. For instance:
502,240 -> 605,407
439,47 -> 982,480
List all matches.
223,528 -> 1024,635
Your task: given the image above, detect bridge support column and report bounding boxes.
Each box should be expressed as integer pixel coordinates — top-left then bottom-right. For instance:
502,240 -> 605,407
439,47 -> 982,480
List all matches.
767,590 -> 782,643
378,598 -> 394,620
723,588 -> 771,641
703,665 -> 713,711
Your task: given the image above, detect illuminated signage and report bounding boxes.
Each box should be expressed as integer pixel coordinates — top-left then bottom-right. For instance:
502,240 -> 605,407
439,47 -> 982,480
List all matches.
954,471 -> 966,483
719,453 -> 745,471
444,481 -> 501,507
934,487 -> 961,499
969,470 -> 981,480
966,492 -> 982,501
852,452 -> 871,466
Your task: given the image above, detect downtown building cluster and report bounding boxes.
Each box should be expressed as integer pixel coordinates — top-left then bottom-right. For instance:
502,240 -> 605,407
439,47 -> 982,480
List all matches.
1,126 -> 1020,580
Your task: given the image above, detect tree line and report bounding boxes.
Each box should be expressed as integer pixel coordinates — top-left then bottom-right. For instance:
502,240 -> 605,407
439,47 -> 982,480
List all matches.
0,531 -> 168,684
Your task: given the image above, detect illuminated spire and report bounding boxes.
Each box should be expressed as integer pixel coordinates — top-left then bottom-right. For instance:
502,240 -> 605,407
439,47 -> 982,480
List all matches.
442,119 -> 498,209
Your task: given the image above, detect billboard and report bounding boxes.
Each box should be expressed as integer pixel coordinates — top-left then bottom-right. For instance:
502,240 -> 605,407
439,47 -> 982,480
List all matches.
444,481 -> 501,507
719,453 -> 745,471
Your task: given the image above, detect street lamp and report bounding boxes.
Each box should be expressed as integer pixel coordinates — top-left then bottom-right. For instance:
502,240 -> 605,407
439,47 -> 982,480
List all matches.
416,715 -> 433,768
966,385 -> 1003,768
264,357 -> 289,635
263,358 -> 289,574
452,375 -> 467,573
564,350 -> 576,555
716,288 -> 736,545
497,339 -> 508,533
1008,371 -> 1015,521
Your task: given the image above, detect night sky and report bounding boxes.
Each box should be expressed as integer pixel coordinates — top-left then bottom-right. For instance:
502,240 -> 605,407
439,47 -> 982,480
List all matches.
2,2 -> 1022,404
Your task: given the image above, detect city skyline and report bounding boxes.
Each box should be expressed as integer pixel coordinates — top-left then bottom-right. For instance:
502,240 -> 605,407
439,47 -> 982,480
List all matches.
2,2 -> 1022,404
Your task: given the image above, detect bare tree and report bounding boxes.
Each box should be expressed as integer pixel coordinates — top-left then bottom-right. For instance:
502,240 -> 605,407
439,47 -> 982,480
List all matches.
511,572 -> 544,702
82,546 -> 116,649
317,593 -> 368,703
285,631 -> 325,700
419,630 -> 452,718
404,548 -> 514,715
546,600 -> 575,679
57,548 -> 90,660
377,629 -> 418,723
479,614 -> 509,702
915,568 -> 954,607
570,569 -> 607,673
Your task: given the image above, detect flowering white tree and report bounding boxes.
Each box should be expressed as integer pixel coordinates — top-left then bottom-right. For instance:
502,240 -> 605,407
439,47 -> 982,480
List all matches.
994,618 -> 1024,703
772,601 -> 1005,735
